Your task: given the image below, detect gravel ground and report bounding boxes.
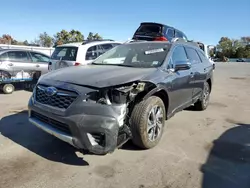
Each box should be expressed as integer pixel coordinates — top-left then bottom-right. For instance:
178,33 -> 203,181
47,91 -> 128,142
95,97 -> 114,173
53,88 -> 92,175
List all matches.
0,62 -> 250,188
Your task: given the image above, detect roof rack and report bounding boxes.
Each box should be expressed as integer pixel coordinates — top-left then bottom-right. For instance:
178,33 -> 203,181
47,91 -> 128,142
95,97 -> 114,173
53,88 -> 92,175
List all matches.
82,39 -> 114,45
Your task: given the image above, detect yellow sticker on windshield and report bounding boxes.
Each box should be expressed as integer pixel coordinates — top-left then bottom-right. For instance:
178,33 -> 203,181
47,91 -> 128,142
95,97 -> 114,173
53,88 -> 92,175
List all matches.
145,48 -> 164,55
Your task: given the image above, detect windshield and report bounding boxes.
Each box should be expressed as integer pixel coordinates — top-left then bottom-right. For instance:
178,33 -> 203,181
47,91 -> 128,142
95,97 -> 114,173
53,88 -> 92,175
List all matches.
51,46 -> 78,61
92,43 -> 170,68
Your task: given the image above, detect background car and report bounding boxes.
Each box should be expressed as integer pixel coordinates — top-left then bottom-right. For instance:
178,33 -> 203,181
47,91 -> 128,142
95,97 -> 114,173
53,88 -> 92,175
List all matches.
132,22 -> 188,42
48,39 -> 122,71
0,49 -> 50,79
236,58 -> 246,62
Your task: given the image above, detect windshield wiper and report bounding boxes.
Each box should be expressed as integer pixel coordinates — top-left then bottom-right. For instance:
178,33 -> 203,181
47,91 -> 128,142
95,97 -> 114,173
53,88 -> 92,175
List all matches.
92,63 -> 134,67
108,64 -> 134,67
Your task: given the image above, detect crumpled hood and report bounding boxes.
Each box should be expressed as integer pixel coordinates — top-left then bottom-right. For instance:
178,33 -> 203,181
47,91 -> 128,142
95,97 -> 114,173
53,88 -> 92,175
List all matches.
40,65 -> 158,88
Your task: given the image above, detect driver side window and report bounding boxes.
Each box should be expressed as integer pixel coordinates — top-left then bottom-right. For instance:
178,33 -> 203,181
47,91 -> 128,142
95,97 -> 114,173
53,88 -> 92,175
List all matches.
172,46 -> 188,65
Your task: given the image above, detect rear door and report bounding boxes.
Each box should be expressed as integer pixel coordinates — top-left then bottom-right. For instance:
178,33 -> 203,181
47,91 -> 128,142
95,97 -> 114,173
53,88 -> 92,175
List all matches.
6,50 -> 32,78
132,23 -> 164,41
29,51 -> 50,74
184,46 -> 205,101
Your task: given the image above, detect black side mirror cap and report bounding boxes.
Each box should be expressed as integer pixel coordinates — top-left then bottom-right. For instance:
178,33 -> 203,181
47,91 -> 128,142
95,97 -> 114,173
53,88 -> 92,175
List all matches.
174,61 -> 191,71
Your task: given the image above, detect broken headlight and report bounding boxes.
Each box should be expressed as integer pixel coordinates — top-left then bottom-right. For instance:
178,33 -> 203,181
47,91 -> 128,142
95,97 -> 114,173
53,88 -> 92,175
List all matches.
84,90 -> 111,105
83,82 -> 146,105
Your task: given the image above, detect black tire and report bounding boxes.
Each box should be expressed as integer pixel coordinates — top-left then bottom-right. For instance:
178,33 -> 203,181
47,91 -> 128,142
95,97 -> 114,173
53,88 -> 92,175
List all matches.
194,81 -> 210,111
2,84 -> 15,94
130,96 -> 166,149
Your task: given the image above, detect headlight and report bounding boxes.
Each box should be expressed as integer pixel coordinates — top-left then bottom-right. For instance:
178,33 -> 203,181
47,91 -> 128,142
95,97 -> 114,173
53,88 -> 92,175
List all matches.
84,91 -> 111,105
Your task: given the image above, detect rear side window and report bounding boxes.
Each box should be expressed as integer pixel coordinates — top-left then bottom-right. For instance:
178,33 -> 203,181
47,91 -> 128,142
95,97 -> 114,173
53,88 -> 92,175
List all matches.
166,28 -> 174,41
136,24 -> 162,34
51,47 -> 78,61
185,47 -> 201,64
175,31 -> 188,41
0,52 -> 8,61
86,45 -> 99,60
7,51 -> 29,62
100,44 -> 113,51
197,50 -> 207,62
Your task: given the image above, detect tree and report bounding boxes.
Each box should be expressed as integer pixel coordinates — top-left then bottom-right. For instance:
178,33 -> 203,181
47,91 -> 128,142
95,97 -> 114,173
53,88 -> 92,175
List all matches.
87,32 -> 94,40
0,34 -> 14,44
93,33 -> 102,40
69,30 -> 84,42
87,32 -> 102,40
217,37 -> 243,58
23,40 -> 29,46
37,32 -> 53,47
240,36 -> 250,45
54,29 -> 84,46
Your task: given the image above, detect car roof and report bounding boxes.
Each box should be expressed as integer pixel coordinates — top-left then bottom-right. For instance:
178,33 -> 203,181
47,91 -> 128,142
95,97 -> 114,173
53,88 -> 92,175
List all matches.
56,40 -> 122,48
126,40 -> 201,50
0,48 -> 49,54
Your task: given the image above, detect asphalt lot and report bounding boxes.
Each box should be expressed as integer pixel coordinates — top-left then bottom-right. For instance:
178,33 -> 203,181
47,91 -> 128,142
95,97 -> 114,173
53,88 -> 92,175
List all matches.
0,62 -> 250,188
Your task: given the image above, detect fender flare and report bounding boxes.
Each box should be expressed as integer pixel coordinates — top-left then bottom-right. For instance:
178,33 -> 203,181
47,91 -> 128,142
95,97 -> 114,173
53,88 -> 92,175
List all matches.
143,84 -> 170,101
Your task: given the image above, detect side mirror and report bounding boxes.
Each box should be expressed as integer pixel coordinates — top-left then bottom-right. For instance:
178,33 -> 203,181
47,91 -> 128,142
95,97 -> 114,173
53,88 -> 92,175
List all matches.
174,61 -> 191,71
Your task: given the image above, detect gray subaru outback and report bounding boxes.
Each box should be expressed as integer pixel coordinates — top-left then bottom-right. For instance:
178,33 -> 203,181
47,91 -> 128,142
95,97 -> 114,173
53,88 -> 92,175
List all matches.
28,41 -> 213,155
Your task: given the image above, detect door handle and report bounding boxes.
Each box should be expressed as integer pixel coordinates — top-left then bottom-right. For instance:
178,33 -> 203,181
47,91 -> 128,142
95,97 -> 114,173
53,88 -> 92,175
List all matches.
8,63 -> 13,66
36,64 -> 40,67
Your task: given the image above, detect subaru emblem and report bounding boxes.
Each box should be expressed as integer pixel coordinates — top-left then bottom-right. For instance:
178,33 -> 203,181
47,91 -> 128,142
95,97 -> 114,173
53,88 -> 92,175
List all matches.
45,86 -> 57,96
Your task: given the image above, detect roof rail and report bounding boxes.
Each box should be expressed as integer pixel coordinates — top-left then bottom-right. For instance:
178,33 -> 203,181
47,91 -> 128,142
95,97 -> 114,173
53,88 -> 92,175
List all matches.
82,39 -> 114,45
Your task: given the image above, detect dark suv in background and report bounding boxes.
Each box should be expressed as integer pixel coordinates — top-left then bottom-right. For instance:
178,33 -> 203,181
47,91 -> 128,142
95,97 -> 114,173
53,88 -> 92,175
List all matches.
132,22 -> 188,42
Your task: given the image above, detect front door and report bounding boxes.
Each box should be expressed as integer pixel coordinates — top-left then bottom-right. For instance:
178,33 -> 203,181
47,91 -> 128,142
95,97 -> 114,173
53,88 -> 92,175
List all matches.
167,45 -> 193,112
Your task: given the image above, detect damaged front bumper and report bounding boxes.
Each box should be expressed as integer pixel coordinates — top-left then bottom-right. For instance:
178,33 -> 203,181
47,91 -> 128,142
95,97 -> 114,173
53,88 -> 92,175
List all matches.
28,84 -> 129,155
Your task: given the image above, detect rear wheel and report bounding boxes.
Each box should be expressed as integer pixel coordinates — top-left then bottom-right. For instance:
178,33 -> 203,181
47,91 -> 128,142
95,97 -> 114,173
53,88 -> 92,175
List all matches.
2,84 -> 15,94
194,81 -> 210,111
130,96 -> 166,149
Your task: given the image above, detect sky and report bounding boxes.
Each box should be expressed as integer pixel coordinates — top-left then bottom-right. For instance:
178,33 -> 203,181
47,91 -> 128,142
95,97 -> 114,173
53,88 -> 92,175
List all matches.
1,0 -> 250,45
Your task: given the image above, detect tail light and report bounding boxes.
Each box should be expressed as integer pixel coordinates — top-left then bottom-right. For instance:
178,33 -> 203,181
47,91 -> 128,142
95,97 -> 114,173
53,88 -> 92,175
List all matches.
74,62 -> 81,66
154,36 -> 168,41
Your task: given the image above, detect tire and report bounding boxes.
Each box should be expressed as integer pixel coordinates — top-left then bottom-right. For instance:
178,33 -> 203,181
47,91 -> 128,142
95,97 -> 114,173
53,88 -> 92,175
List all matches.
2,84 -> 15,94
130,96 -> 166,149
194,81 -> 210,111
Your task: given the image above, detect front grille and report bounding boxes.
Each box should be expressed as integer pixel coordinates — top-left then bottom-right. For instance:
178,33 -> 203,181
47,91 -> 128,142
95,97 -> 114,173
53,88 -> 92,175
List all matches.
35,84 -> 78,109
31,111 -> 71,135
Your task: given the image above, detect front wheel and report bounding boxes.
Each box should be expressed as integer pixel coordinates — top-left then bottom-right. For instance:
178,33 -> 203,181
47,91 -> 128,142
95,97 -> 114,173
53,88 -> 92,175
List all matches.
194,81 -> 210,111
130,96 -> 166,149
